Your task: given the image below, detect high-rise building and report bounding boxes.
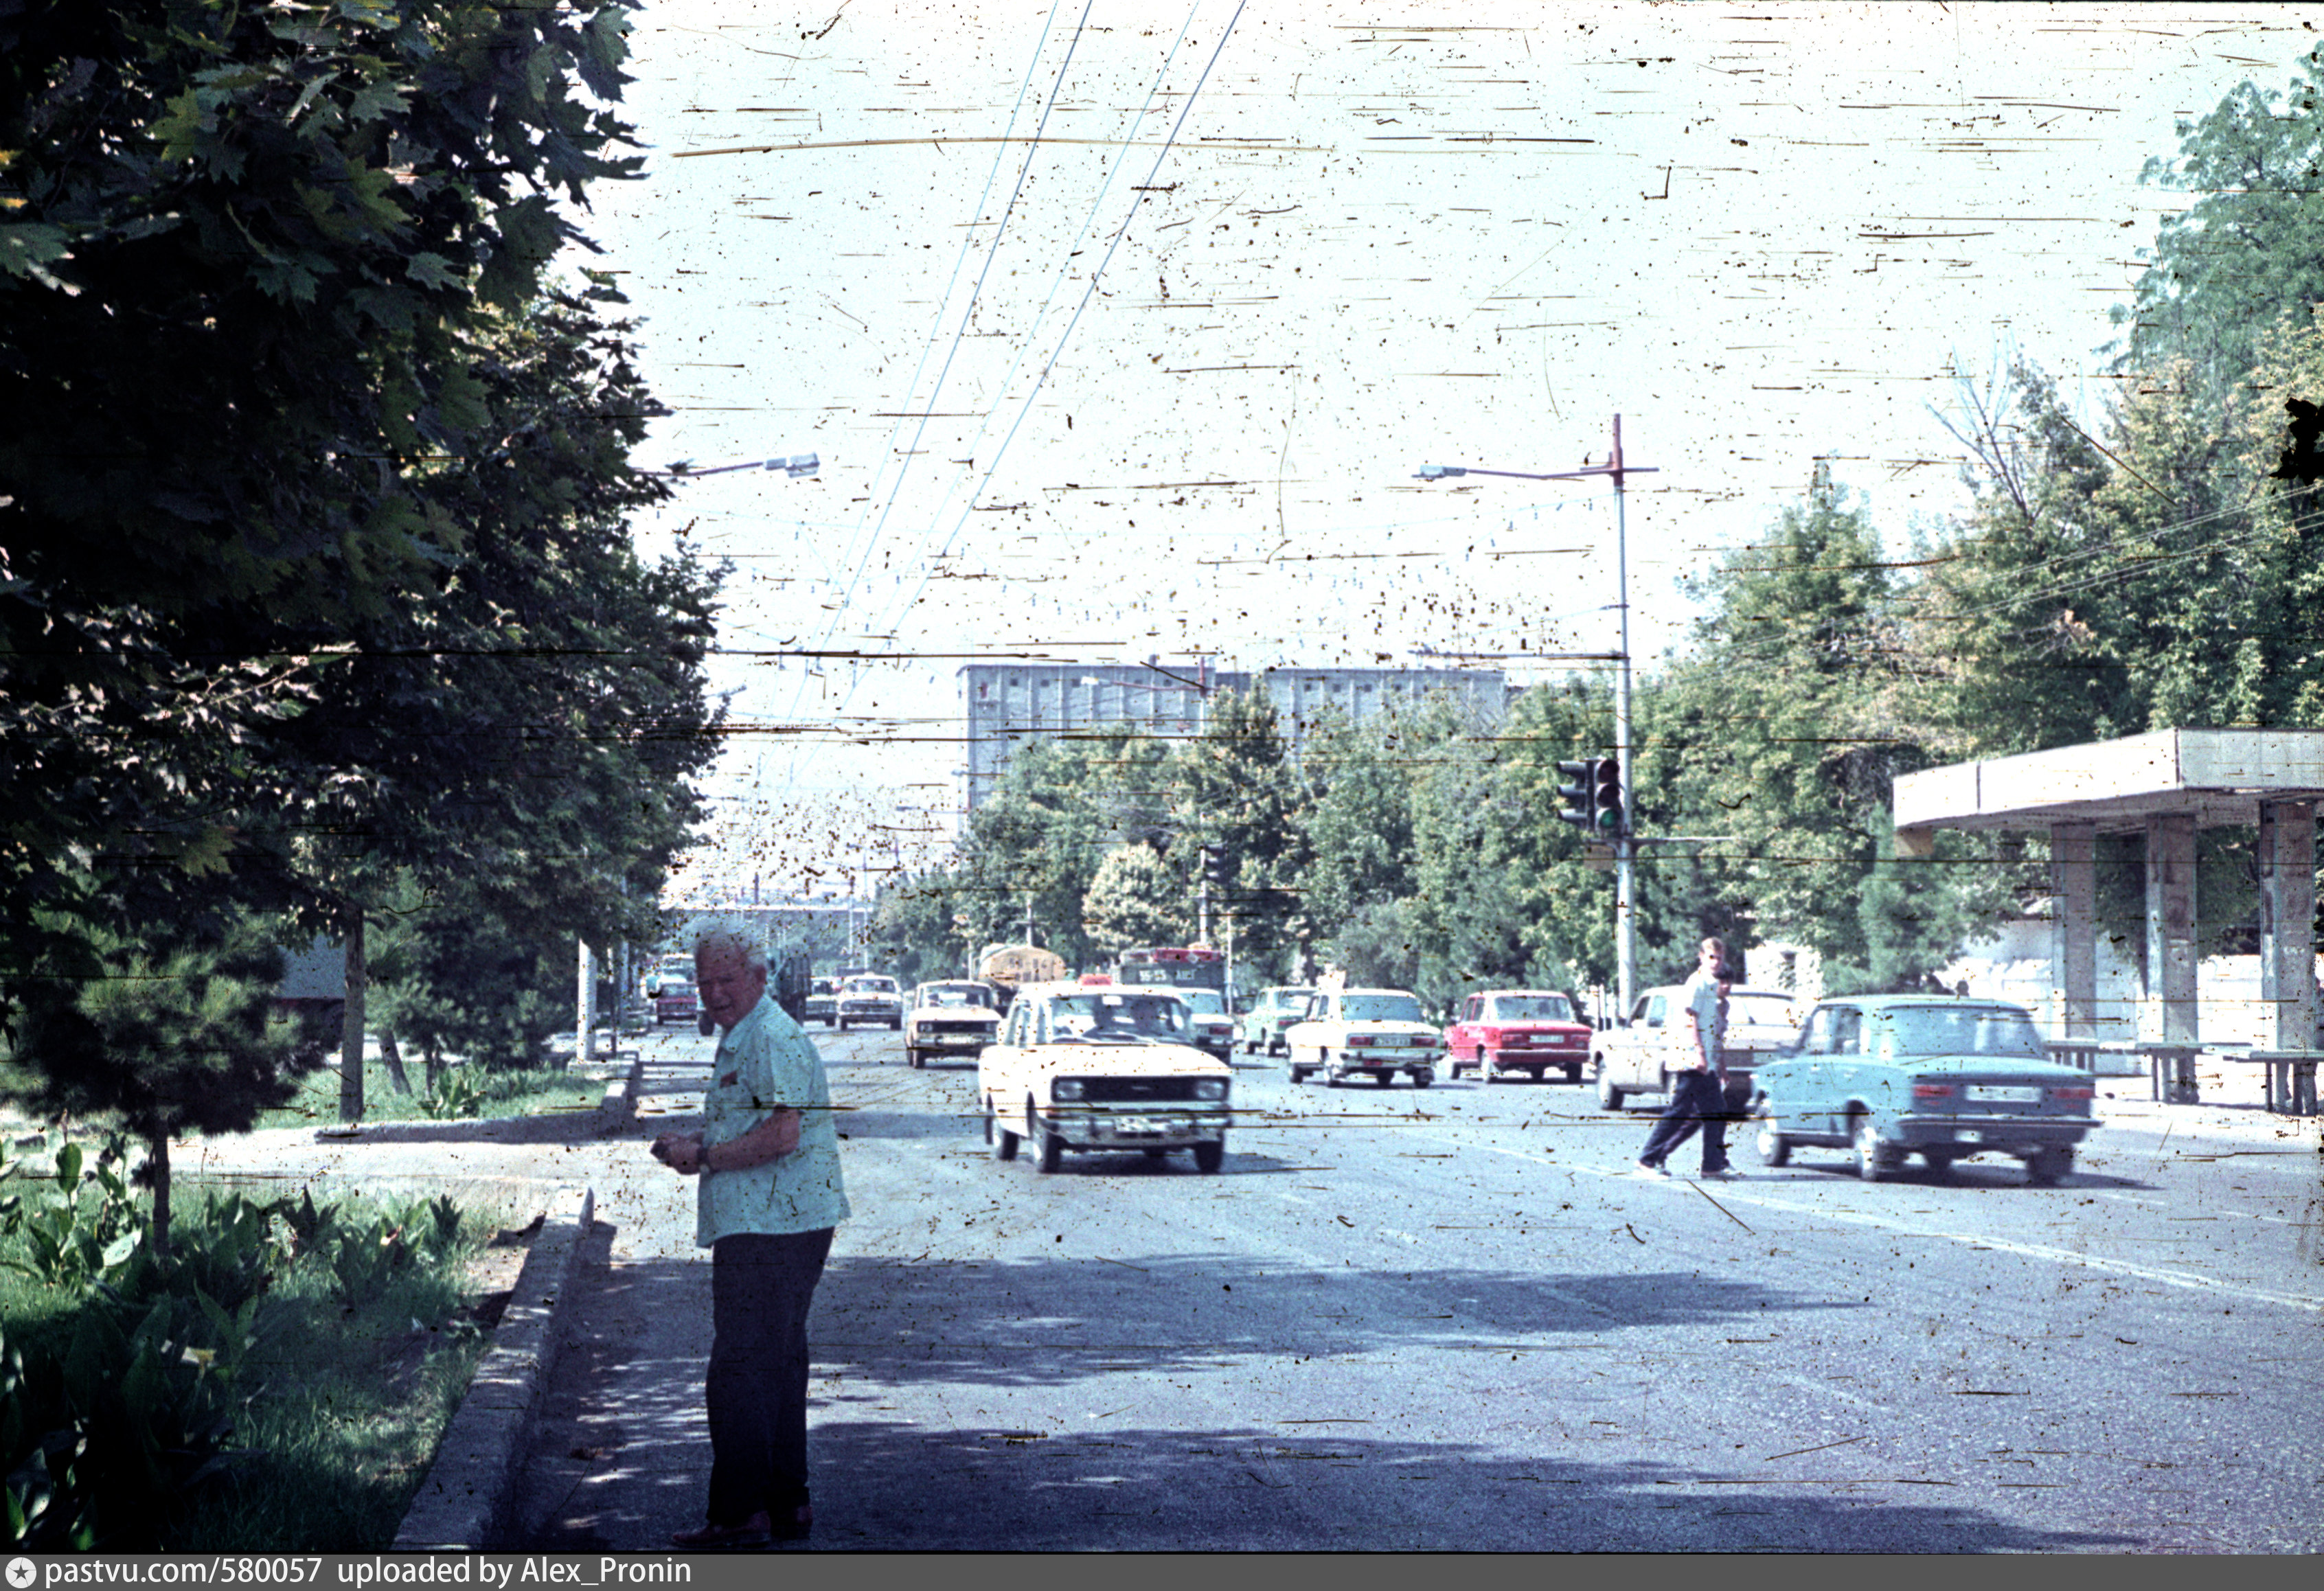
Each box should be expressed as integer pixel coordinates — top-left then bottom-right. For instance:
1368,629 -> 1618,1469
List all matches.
957,661 -> 1508,819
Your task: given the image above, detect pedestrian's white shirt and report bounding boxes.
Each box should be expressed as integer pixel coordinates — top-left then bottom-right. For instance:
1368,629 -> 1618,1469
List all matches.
698,994 -> 851,1245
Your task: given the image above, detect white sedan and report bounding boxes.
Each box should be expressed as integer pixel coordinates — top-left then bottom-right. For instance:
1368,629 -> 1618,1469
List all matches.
1284,987 -> 1442,1088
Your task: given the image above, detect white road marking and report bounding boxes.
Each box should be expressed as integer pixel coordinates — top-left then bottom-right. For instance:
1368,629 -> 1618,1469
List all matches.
1432,1137 -> 2324,1316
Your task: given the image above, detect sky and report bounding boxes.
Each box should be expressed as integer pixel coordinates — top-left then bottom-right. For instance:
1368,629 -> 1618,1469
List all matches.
571,1 -> 2319,903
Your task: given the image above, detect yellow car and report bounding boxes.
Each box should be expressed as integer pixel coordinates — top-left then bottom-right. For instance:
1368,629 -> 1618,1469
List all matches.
978,983 -> 1232,1174
904,981 -> 1003,1069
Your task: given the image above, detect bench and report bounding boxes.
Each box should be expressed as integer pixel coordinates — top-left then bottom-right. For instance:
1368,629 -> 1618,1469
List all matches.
2232,1049 -> 2323,1117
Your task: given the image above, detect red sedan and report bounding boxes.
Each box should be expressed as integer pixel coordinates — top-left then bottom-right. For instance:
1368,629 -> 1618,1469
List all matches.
1444,989 -> 1593,1084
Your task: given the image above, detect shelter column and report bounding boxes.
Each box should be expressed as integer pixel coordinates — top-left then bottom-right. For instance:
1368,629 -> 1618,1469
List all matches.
2143,814 -> 2198,1101
2257,801 -> 2317,1051
2049,821 -> 2098,1040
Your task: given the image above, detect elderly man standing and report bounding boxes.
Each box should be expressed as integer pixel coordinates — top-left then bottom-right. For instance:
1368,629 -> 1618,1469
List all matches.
652,925 -> 850,1548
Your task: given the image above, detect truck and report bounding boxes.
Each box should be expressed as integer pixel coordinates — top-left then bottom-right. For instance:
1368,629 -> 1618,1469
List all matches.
978,943 -> 1069,1011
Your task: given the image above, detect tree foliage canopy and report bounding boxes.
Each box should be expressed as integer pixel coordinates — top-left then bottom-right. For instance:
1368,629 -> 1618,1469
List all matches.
1,2 -> 720,1138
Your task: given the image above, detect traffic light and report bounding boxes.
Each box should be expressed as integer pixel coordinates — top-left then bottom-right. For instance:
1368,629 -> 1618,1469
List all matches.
1555,759 -> 1596,830
1593,758 -> 1626,837
1200,845 -> 1227,889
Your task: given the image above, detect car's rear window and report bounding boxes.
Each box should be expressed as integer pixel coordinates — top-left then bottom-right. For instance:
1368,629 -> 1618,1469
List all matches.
1727,992 -> 1800,1027
919,984 -> 986,1007
1050,992 -> 1191,1039
1485,995 -> 1573,1022
1874,1007 -> 2044,1060
1341,994 -> 1424,1022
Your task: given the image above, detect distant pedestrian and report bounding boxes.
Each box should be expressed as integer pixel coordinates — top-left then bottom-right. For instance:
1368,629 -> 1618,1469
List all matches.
1635,937 -> 1742,1180
653,924 -> 850,1549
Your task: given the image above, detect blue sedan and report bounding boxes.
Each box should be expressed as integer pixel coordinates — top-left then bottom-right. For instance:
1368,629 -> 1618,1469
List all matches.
1748,996 -> 2097,1185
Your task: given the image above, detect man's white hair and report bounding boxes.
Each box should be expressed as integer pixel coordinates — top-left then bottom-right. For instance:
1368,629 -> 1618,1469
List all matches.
687,915 -> 768,974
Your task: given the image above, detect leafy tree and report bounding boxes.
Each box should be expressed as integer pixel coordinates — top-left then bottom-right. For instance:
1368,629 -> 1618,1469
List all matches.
0,911 -> 303,1257
1,0 -> 650,976
0,3 -> 723,1139
2116,47 -> 2324,415
865,871 -> 968,987
365,878 -> 569,1084
1651,482 -> 1905,966
1081,846 -> 1190,959
1295,707 -> 1421,937
1169,689 -> 1307,979
950,737 -> 1141,972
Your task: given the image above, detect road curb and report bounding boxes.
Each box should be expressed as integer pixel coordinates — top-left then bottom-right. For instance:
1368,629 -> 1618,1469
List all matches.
600,1053 -> 644,1128
394,1182 -> 595,1552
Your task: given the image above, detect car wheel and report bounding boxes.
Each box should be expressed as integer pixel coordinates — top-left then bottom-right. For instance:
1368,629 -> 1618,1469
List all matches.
1479,1050 -> 1498,1086
1143,1147 -> 1169,1161
990,1105 -> 1018,1162
1194,1141 -> 1224,1174
1372,1068 -> 1394,1087
2025,1145 -> 2072,1187
1565,1063 -> 1583,1084
1413,1071 -> 1433,1089
907,1048 -> 923,1070
1595,1060 -> 1624,1112
1032,1105 -> 1062,1174
890,1018 -> 902,1031
1921,1148 -> 1957,1180
1753,1107 -> 1791,1168
1852,1112 -> 1891,1183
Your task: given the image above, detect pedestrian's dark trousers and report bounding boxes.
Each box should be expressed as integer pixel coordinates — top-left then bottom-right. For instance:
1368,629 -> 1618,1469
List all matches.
1638,1069 -> 1731,1172
706,1226 -> 834,1525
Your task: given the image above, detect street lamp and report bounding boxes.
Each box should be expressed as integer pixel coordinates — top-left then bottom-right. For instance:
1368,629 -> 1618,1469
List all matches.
1414,415 -> 1657,1014
662,452 -> 821,479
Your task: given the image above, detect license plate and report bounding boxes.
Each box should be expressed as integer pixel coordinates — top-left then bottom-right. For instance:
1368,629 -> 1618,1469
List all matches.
1968,1086 -> 2041,1103
1115,1117 -> 1163,1135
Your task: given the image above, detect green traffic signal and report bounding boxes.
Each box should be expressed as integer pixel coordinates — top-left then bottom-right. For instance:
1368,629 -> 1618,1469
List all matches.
1593,759 -> 1626,836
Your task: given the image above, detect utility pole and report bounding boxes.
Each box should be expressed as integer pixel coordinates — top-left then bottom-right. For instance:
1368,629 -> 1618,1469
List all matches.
1602,415 -> 1650,1016
1411,415 -> 1657,1012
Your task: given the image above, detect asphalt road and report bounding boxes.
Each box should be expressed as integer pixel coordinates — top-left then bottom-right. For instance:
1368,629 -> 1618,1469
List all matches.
512,1022 -> 2323,1553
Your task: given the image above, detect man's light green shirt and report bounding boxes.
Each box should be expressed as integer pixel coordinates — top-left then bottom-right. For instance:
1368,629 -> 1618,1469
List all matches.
698,993 -> 851,1246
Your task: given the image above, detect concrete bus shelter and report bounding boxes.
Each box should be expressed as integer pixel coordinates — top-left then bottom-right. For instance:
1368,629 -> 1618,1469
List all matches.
1893,729 -> 2324,1106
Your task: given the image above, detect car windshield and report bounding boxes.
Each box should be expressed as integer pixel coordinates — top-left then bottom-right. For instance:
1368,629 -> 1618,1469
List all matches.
1727,992 -> 1800,1028
1873,1006 -> 2045,1060
844,977 -> 896,994
1049,992 -> 1191,1040
918,983 -> 986,1007
1485,995 -> 1573,1022
1181,989 -> 1227,1015
1341,994 -> 1424,1023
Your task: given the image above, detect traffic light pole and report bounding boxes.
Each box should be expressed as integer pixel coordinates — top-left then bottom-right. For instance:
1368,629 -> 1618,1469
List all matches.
1414,415 -> 1656,1014
1610,423 -> 1639,1018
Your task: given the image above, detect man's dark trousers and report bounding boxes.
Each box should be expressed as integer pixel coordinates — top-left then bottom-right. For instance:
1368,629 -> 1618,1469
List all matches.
706,1227 -> 835,1524
1639,1070 -> 1732,1173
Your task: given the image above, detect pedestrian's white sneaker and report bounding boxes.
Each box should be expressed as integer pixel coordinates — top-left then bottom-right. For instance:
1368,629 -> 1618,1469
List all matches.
1634,1160 -> 1670,1178
1700,1167 -> 1746,1181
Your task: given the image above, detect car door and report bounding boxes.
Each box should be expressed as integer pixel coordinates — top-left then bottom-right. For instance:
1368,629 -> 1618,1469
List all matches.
1787,1005 -> 1847,1138
1618,993 -> 1665,1090
1452,994 -> 1483,1061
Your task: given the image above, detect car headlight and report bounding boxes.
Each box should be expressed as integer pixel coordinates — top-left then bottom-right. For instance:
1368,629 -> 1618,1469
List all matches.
1193,1079 -> 1228,1101
1052,1079 -> 1084,1101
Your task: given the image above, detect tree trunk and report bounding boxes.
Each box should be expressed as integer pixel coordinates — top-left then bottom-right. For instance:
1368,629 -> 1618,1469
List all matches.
378,1027 -> 414,1096
146,1130 -> 172,1263
424,1040 -> 444,1096
340,908 -> 366,1123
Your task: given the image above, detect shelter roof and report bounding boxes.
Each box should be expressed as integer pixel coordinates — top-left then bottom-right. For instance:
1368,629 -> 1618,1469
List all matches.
1893,729 -> 2324,837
